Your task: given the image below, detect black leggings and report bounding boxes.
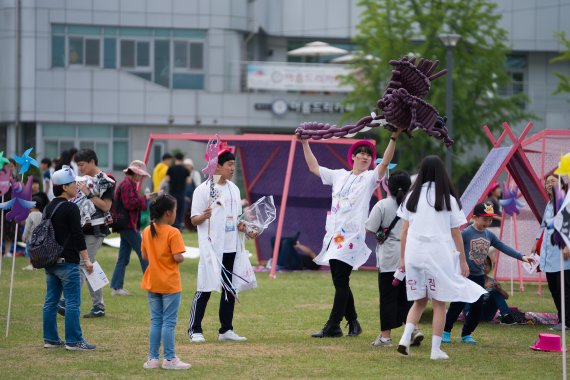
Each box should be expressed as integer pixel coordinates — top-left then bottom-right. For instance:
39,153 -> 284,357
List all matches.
546,270 -> 570,327
328,259 -> 357,325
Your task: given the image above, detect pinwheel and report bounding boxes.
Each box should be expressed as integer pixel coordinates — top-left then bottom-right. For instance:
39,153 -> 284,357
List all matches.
499,183 -> 525,216
0,151 -> 10,169
554,152 -> 570,177
13,147 -> 39,175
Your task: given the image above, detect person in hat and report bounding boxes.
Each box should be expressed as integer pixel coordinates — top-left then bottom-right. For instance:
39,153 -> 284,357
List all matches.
109,160 -> 155,296
43,166 -> 96,351
187,144 -> 251,343
442,201 -> 535,345
299,128 -> 402,339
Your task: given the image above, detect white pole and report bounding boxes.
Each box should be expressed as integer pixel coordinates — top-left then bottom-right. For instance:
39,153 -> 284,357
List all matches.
510,216 -> 514,295
0,197 -> 4,278
5,223 -> 18,337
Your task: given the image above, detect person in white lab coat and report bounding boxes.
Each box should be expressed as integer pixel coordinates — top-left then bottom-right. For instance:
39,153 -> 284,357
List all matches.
187,149 -> 250,343
300,129 -> 402,338
396,155 -> 486,360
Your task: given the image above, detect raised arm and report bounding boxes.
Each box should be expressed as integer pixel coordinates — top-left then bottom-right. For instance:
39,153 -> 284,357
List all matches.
376,129 -> 402,179
300,139 -> 320,177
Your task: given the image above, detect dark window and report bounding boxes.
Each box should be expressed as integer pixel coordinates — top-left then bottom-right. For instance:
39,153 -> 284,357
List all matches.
189,43 -> 203,69
121,40 -> 135,67
137,41 -> 150,66
68,37 -> 83,64
85,39 -> 100,66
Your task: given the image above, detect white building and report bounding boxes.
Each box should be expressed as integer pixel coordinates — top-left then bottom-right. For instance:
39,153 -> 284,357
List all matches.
0,0 -> 568,174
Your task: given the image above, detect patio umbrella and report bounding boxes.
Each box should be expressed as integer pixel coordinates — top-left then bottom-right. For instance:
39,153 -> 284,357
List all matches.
287,41 -> 348,58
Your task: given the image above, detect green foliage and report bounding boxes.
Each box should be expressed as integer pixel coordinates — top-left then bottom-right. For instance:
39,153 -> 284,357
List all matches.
342,0 -> 535,182
551,32 -> 570,97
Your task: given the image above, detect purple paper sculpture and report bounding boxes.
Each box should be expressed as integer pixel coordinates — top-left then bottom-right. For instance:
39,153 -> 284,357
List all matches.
0,169 -> 11,197
202,135 -> 220,180
296,56 -> 452,146
0,176 -> 35,223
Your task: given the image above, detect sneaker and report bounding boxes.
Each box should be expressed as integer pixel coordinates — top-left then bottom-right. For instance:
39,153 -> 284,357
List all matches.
57,300 -> 66,317
411,329 -> 424,347
44,339 -> 65,348
218,330 -> 247,342
500,313 -> 516,325
550,323 -> 569,331
162,357 -> 192,370
371,335 -> 392,347
143,358 -> 160,369
190,333 -> 206,343
111,288 -> 131,296
461,335 -> 477,345
441,331 -> 451,344
5,253 -> 13,258
396,343 -> 409,356
430,350 -> 449,360
83,306 -> 105,318
22,264 -> 34,270
65,341 -> 96,351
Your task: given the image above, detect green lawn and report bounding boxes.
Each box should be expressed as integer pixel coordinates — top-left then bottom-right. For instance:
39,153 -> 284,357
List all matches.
0,231 -> 565,379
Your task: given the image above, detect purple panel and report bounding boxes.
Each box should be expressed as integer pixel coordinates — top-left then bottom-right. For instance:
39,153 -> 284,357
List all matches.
233,140 -> 379,268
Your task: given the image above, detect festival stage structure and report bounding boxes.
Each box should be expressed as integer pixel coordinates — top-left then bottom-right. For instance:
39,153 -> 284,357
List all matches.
143,133 -> 381,278
460,122 -> 570,290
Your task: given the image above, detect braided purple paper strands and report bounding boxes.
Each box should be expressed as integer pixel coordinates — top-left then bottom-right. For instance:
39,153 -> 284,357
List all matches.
295,56 -> 454,147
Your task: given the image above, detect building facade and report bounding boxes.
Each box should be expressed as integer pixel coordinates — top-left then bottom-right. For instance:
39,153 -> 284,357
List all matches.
0,0 -> 568,174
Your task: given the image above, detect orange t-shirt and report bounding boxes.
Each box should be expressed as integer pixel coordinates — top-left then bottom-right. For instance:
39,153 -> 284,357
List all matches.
141,224 -> 186,294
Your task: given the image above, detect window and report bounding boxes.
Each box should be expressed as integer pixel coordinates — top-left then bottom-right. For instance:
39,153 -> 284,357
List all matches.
104,38 -> 116,68
137,41 -> 150,67
85,39 -> 100,66
68,37 -> 83,64
121,40 -> 135,67
52,36 -> 65,67
42,124 -> 129,172
173,41 -> 204,69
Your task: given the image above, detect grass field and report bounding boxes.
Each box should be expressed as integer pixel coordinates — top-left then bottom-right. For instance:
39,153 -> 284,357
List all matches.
0,231 -> 566,379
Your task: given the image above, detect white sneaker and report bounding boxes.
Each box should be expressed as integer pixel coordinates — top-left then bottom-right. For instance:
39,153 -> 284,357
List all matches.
430,350 -> 449,360
161,357 -> 192,370
5,253 -> 13,258
190,333 -> 206,343
22,264 -> 34,270
111,288 -> 131,296
218,330 -> 247,342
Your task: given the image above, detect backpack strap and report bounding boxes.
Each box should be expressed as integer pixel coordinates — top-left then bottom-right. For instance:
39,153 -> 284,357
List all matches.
378,215 -> 400,237
45,200 -> 66,220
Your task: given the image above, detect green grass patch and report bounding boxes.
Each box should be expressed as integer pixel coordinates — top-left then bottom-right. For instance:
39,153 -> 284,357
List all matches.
0,231 -> 565,379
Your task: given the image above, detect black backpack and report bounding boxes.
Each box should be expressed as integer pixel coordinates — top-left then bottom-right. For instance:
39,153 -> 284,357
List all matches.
29,201 -> 67,269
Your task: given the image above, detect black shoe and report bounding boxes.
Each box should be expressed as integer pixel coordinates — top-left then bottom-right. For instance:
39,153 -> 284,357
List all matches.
347,320 -> 362,337
500,314 -> 516,325
311,323 -> 343,338
83,306 -> 105,318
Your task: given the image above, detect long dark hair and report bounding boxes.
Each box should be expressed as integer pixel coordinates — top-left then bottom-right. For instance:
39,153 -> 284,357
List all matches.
149,194 -> 177,238
546,174 -> 568,215
388,171 -> 411,206
405,155 -> 461,212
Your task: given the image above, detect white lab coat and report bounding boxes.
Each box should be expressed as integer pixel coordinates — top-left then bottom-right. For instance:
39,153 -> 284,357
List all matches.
191,179 -> 253,293
314,167 -> 380,269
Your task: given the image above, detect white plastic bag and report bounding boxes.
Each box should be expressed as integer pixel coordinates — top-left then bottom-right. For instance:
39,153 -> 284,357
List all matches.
239,196 -> 276,239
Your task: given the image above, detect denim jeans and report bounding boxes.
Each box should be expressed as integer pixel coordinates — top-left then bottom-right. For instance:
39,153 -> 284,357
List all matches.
110,229 -> 148,289
480,288 -> 511,321
148,292 -> 181,360
43,263 -> 84,344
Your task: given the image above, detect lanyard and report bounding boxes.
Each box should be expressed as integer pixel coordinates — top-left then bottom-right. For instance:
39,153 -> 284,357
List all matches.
337,172 -> 359,198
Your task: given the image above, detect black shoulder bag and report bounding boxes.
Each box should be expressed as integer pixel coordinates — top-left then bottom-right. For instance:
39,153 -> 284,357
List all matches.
375,215 -> 400,244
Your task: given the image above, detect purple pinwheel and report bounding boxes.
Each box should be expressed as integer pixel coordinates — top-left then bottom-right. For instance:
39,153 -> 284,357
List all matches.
0,169 -> 11,197
13,147 -> 39,175
0,176 -> 35,223
499,183 -> 525,216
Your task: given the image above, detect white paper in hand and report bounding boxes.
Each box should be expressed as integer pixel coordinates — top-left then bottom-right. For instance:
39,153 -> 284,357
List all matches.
81,261 -> 109,292
522,253 -> 540,274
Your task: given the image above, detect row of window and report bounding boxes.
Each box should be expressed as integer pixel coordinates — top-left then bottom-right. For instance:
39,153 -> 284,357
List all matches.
43,124 -> 129,171
52,24 -> 205,90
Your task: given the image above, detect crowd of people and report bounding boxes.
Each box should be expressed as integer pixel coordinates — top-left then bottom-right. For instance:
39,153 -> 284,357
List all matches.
0,131 -> 568,369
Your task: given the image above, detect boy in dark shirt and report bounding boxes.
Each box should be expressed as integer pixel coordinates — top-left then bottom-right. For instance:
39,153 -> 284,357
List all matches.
442,202 -> 535,344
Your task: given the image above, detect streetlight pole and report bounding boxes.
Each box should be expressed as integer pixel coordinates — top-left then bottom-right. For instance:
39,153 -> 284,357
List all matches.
439,33 -> 461,177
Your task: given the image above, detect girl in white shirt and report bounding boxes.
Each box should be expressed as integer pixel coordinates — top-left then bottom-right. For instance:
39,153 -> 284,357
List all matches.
396,155 -> 485,360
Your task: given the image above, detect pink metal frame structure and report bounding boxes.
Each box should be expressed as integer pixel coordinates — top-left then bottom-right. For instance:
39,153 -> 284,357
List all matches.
143,133 -> 376,279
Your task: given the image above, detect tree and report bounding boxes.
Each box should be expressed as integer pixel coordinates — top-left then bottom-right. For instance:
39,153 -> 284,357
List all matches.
551,32 -> 570,97
341,0 -> 534,187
